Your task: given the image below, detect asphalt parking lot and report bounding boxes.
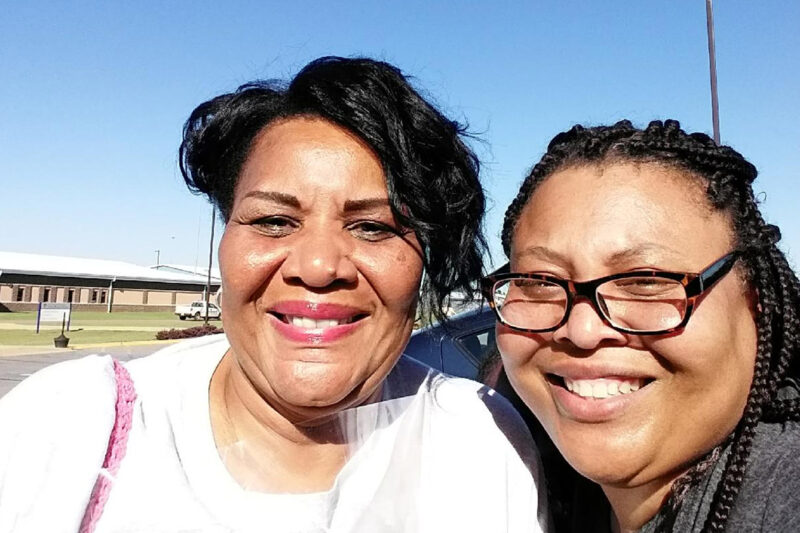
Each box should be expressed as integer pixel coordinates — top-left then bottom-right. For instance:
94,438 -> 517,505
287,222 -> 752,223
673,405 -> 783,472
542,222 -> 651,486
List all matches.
0,344 -> 164,398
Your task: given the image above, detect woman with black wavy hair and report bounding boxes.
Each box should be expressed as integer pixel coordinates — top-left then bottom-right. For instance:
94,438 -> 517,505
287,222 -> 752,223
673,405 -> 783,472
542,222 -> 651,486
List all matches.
0,57 -> 547,532
483,119 -> 800,532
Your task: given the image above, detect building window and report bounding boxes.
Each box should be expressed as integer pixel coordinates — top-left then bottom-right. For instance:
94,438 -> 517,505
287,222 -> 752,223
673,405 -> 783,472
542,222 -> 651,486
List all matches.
90,290 -> 98,303
42,288 -> 51,302
15,287 -> 25,302
67,289 -> 75,303
100,291 -> 107,304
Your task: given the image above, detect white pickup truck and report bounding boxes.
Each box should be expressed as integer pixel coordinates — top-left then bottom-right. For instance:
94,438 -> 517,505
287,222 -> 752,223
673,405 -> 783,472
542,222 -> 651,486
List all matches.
174,301 -> 222,320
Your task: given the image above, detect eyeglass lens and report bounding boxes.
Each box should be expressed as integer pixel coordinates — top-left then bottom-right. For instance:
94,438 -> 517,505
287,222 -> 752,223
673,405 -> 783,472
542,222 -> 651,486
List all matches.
493,276 -> 689,332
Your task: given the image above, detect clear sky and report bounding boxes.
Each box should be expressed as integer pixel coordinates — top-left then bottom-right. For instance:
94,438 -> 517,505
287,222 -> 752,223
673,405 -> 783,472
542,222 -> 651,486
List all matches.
2,1 -> 798,271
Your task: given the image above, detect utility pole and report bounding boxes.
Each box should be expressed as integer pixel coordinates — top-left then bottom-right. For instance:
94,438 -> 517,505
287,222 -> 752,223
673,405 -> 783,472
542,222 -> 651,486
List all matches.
204,206 -> 216,325
706,0 -> 721,144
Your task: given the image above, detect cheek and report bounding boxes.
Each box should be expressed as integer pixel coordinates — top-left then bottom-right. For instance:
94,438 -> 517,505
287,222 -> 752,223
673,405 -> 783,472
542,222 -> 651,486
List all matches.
496,328 -> 549,397
646,287 -> 757,385
355,246 -> 423,311
219,228 -> 285,302
643,294 -> 757,436
496,326 -> 545,367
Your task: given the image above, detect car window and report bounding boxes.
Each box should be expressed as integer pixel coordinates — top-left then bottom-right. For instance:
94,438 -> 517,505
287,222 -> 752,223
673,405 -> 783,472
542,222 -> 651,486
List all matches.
455,328 -> 496,364
442,326 -> 496,380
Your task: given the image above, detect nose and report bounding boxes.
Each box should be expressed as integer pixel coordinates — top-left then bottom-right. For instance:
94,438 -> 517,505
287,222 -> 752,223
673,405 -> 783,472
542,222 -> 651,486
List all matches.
280,229 -> 358,288
551,297 -> 626,350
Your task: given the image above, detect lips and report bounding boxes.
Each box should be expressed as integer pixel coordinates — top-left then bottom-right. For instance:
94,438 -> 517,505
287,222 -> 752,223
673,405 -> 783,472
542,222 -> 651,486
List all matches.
545,370 -> 655,422
270,300 -> 367,321
268,300 -> 368,343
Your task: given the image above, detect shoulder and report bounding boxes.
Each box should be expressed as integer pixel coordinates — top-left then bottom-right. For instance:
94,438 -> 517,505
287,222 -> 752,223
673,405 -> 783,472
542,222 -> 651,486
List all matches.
386,357 -> 549,532
125,334 -> 228,387
743,420 -> 800,529
747,418 -> 800,482
0,353 -> 117,427
0,355 -> 118,531
390,355 -> 541,472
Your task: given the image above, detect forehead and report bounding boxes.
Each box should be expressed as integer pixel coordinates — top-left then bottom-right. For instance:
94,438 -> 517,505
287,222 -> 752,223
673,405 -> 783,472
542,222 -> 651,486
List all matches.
512,162 -> 733,269
236,117 -> 387,198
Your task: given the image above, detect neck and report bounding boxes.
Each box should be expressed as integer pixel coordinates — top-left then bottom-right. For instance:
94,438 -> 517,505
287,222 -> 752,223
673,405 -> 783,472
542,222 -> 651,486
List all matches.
209,350 -> 354,493
603,476 -> 678,532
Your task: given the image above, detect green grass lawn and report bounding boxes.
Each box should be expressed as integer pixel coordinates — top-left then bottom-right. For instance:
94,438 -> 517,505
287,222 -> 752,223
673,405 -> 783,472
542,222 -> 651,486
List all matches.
0,310 -> 209,329
0,311 -> 219,346
0,329 -> 159,346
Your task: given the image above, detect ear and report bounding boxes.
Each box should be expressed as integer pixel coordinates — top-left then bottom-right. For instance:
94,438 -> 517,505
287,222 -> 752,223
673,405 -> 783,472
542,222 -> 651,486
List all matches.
747,286 -> 760,318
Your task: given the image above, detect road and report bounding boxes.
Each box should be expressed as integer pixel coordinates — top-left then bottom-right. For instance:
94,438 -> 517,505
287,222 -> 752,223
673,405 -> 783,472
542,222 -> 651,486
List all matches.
0,344 -> 163,398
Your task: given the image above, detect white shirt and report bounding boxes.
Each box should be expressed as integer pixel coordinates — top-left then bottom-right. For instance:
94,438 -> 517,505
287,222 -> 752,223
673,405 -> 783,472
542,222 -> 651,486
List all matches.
0,335 -> 548,532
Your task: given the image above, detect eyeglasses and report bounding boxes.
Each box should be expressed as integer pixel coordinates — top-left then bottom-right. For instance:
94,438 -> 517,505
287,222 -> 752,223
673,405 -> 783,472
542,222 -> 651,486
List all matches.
480,252 -> 740,335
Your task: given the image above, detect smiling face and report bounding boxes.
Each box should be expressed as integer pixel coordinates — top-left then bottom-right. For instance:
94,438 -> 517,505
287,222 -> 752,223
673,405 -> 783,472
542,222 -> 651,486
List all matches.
498,162 -> 758,495
218,117 -> 423,425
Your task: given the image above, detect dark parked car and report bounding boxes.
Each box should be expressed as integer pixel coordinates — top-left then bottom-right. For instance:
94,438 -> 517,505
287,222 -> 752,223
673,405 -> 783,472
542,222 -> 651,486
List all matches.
404,306 -> 496,380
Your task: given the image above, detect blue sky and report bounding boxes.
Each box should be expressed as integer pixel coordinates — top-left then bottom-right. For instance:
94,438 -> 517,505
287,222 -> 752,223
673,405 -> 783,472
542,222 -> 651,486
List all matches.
2,1 -> 798,271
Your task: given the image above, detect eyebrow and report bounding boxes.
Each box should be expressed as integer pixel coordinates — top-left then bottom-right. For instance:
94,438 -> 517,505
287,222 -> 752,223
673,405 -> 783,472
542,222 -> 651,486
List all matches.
604,244 -> 681,266
515,243 -> 682,268
515,246 -> 570,266
343,198 -> 392,213
241,192 -> 391,213
242,190 -> 301,208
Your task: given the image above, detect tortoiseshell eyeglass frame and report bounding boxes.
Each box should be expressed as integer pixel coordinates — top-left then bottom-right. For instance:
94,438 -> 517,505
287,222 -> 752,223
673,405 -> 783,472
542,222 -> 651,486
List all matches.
480,252 -> 740,335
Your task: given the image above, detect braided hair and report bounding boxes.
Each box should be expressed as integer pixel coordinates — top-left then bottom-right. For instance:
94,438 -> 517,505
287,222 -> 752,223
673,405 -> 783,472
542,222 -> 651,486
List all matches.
502,119 -> 800,532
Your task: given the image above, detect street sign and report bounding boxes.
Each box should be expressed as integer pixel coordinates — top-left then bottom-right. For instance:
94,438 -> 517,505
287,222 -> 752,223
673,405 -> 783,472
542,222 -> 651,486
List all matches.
36,302 -> 72,333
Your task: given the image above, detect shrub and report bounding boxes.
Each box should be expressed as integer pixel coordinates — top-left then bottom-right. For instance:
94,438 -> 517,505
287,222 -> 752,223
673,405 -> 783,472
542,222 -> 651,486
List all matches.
156,324 -> 224,340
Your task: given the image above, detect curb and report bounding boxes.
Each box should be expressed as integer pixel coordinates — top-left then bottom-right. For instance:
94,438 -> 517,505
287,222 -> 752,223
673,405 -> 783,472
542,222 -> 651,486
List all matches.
68,339 -> 182,349
0,339 -> 181,357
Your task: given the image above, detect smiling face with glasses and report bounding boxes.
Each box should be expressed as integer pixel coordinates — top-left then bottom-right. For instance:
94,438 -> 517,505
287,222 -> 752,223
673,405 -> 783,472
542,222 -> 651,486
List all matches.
495,163 -> 758,524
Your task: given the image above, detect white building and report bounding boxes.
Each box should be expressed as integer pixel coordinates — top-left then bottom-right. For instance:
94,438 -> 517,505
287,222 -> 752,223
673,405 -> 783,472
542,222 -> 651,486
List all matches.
0,251 -> 221,312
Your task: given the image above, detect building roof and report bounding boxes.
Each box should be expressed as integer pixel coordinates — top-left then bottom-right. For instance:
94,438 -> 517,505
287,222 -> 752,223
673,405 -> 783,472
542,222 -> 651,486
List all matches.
0,251 -> 220,286
152,264 -> 222,280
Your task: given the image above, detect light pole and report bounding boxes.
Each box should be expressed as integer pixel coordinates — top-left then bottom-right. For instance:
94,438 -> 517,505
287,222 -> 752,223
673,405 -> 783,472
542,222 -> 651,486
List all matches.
706,0 -> 721,144
204,206 -> 216,325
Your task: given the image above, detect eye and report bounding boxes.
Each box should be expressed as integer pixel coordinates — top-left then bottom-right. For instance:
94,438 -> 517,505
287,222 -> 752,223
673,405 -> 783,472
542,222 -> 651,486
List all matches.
251,216 -> 298,238
347,220 -> 400,242
512,279 -> 564,300
609,277 -> 683,298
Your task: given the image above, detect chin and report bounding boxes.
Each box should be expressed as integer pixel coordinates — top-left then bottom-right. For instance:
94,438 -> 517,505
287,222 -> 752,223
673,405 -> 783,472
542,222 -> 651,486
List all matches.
278,363 -> 363,406
549,424 -> 649,485
568,455 -> 642,487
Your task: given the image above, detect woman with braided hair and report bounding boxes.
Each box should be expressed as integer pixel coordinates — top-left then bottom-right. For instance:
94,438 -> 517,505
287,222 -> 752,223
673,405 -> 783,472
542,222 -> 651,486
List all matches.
481,119 -> 800,532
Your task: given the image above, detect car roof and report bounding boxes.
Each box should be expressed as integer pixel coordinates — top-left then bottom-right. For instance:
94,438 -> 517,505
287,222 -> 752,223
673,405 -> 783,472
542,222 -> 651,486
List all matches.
412,305 -> 495,341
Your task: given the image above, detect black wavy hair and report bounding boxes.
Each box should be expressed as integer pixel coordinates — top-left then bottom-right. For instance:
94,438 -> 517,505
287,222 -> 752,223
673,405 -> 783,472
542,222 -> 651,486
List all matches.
502,119 -> 800,532
179,56 -> 487,322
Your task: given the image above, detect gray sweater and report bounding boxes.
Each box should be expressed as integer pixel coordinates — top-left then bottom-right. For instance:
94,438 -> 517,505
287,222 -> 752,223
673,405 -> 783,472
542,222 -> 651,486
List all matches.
641,381 -> 800,532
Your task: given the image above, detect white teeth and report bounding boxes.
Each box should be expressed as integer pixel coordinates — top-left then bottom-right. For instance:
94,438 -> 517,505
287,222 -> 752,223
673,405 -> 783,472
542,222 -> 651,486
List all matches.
592,382 -> 609,399
286,316 -> 351,329
563,377 -> 645,399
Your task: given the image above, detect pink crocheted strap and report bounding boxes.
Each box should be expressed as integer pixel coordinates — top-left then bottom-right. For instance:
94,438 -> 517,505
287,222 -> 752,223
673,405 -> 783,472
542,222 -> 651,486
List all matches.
79,359 -> 137,533
103,360 -> 136,474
